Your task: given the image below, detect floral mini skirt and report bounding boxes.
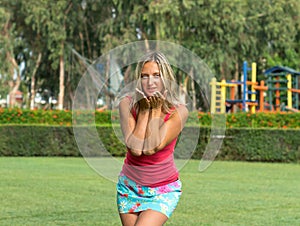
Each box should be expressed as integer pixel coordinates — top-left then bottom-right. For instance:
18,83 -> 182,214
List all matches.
116,174 -> 182,218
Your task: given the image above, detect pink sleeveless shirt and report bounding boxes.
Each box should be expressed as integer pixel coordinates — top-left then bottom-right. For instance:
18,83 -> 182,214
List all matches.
121,104 -> 179,187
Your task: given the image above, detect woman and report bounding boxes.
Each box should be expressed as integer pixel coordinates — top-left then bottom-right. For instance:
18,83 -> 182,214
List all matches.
117,51 -> 188,226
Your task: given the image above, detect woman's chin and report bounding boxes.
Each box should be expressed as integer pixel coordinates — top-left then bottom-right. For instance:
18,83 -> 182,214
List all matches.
145,91 -> 155,97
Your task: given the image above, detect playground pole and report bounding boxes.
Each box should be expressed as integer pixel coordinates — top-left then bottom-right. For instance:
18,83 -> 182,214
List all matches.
286,73 -> 292,109
221,79 -> 226,113
242,61 -> 248,111
210,77 -> 217,114
250,62 -> 257,113
254,80 -> 268,112
295,76 -> 299,108
230,81 -> 235,113
259,81 -> 265,112
275,76 -> 280,111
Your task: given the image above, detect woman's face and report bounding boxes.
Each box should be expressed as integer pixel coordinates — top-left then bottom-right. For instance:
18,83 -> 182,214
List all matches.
140,61 -> 164,97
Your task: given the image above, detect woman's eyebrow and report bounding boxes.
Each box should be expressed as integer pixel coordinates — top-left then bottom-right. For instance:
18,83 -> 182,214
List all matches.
141,72 -> 160,75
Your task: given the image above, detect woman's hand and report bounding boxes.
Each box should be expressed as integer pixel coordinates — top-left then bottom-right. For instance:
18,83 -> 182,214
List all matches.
149,90 -> 168,110
136,88 -> 150,112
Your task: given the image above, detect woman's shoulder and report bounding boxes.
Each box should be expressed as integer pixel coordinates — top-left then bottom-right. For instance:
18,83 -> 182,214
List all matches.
119,95 -> 137,118
119,95 -> 134,106
174,104 -> 188,115
166,104 -> 188,121
175,104 -> 188,111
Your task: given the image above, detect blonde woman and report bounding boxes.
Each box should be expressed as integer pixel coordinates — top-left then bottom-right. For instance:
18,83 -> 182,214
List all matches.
117,51 -> 188,226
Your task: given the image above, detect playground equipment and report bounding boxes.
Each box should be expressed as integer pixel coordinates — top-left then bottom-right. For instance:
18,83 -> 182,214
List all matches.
264,66 -> 300,112
210,61 -> 268,114
210,78 -> 232,114
210,61 -> 300,114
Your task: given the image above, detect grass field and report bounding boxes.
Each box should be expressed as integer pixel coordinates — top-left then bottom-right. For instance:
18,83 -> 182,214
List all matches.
1,157 -> 299,226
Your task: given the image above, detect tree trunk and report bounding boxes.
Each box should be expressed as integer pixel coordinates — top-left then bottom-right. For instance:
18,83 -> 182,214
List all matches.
30,52 -> 42,110
155,21 -> 160,50
8,81 -> 20,107
234,61 -> 239,81
220,62 -> 225,80
123,65 -> 131,84
190,69 -> 197,111
144,39 -> 149,51
141,31 -> 149,51
79,32 -> 84,57
84,18 -> 92,59
234,61 -> 239,101
6,51 -> 21,107
57,42 -> 65,110
56,3 -> 72,110
105,54 -> 111,110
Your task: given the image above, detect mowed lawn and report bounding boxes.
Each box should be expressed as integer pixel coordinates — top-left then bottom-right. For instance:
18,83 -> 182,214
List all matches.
0,157 -> 299,226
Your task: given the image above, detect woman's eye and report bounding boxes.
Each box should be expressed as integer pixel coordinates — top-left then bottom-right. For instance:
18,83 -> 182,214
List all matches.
140,74 -> 160,79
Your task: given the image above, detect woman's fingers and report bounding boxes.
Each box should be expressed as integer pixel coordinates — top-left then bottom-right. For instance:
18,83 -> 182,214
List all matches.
135,88 -> 143,94
149,92 -> 164,109
136,88 -> 151,111
154,90 -> 167,99
136,88 -> 147,99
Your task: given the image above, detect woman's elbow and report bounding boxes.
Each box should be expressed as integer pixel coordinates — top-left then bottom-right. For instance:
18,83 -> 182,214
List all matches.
142,148 -> 157,156
129,149 -> 143,156
125,139 -> 142,156
125,140 -> 143,156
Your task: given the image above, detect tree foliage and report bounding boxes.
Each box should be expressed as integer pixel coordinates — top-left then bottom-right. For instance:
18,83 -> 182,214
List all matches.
0,0 -> 299,109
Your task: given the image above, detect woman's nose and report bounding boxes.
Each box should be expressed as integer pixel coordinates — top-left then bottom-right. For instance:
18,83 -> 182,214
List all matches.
148,75 -> 154,85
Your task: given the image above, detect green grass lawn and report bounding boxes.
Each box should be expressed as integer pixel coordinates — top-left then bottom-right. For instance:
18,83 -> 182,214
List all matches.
0,158 -> 299,226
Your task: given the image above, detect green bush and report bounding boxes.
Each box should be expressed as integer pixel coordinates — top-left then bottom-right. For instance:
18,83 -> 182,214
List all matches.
1,108 -> 299,162
197,127 -> 300,162
1,108 -> 299,129
0,125 -> 299,162
0,125 -> 80,156
196,111 -> 300,128
0,108 -> 111,126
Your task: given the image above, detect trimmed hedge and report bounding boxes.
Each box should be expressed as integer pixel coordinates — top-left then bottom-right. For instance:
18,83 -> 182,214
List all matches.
211,128 -> 300,162
0,125 -> 80,156
0,125 -> 299,162
196,111 -> 300,128
0,108 -> 111,125
1,108 -> 300,128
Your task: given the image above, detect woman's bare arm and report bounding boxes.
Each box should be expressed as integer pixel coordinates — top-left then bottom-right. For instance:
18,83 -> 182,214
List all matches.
119,97 -> 150,156
143,97 -> 188,155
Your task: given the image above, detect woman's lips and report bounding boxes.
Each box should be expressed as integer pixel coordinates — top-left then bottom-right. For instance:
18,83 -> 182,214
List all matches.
147,88 -> 156,93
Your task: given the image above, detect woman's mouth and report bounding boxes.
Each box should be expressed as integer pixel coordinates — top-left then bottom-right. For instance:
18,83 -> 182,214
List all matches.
147,88 -> 157,95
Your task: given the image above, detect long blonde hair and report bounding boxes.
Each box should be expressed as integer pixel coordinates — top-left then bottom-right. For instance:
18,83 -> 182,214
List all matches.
131,50 -> 182,113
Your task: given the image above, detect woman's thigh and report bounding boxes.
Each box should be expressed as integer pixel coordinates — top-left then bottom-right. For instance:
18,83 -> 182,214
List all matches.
119,212 -> 139,226
135,209 -> 168,226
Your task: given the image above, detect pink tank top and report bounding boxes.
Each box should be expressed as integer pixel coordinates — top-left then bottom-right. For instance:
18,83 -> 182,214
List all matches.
121,103 -> 179,187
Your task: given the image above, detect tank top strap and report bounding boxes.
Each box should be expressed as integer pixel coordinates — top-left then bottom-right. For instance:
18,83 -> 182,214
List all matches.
125,96 -> 137,120
131,107 -> 137,120
164,107 -> 176,122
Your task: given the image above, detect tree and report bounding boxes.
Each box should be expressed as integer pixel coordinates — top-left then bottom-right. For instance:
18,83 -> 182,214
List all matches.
20,0 -> 49,109
0,3 -> 22,107
1,0 -> 299,110
43,1 -> 73,110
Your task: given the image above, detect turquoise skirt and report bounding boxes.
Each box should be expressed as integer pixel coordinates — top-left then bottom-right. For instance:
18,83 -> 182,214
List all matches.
116,174 -> 182,218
